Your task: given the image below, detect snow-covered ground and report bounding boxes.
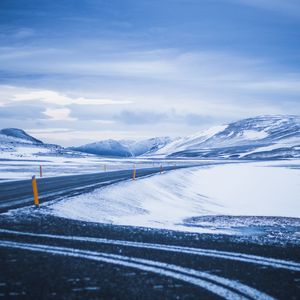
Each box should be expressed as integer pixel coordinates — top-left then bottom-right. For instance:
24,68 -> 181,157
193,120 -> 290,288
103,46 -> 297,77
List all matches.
0,129 -> 187,180
46,160 -> 300,236
0,151 -> 195,181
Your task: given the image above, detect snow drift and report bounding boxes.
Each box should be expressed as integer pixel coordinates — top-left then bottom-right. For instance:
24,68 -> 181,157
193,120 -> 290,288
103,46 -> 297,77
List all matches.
47,160 -> 300,233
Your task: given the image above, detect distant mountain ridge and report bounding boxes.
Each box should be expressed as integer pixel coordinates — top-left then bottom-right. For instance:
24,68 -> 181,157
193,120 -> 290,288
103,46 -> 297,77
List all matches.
0,128 -> 84,160
1,115 -> 299,159
70,139 -> 132,157
154,115 -> 300,159
0,128 -> 43,144
118,137 -> 174,156
71,137 -> 174,157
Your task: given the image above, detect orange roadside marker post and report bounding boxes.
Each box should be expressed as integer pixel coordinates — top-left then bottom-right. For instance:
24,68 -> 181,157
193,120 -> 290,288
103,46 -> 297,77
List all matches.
133,164 -> 136,180
32,175 -> 39,206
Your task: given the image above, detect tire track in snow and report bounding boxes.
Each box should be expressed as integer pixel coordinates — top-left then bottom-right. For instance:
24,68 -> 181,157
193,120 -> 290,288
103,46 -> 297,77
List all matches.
1,229 -> 299,272
0,240 -> 275,300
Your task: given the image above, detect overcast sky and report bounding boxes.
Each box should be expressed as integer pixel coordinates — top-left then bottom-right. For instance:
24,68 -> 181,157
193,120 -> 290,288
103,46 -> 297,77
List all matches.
0,0 -> 299,146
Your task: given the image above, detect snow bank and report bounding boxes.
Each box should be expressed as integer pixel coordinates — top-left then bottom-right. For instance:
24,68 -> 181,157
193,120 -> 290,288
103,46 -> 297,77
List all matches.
48,161 -> 300,233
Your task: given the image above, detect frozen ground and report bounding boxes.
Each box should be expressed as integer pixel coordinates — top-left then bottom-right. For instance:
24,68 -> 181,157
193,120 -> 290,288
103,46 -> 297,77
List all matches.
0,152 -> 195,181
40,160 -> 300,241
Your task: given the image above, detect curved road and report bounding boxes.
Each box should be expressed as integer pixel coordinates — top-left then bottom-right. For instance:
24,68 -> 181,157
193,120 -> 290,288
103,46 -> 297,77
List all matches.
0,217 -> 299,300
0,165 -> 299,299
0,165 -> 191,212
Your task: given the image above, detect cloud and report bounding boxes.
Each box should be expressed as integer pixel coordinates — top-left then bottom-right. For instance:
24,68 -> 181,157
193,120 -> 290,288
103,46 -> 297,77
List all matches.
93,120 -> 116,124
13,28 -> 35,39
64,60 -> 175,78
0,85 -> 132,106
117,110 -> 167,125
116,110 -> 227,127
68,104 -> 122,121
0,0 -> 299,146
0,103 -> 45,120
0,45 -> 176,79
27,128 -> 71,134
25,128 -> 142,147
0,47 -> 59,60
1,43 -> 297,130
240,80 -> 300,93
3,47 -> 299,97
184,114 -> 215,126
230,0 -> 300,16
0,27 -> 35,40
43,108 -> 76,121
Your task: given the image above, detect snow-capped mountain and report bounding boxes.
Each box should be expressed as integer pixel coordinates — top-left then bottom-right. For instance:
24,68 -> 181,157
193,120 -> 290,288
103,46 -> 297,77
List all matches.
0,128 -> 43,145
0,128 -> 173,159
122,137 -> 174,156
1,115 -> 299,160
154,115 -> 300,159
71,140 -> 132,157
71,137 -> 174,157
0,128 -> 84,160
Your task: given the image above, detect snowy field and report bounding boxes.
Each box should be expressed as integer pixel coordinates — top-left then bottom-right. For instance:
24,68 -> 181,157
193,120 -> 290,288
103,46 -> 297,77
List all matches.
0,131 -> 203,181
44,160 -> 300,239
0,153 -> 195,181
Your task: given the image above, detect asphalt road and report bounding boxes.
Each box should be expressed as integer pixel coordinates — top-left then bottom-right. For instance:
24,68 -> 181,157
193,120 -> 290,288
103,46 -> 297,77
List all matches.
0,165 -> 192,212
0,215 -> 299,300
0,164 -> 299,299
